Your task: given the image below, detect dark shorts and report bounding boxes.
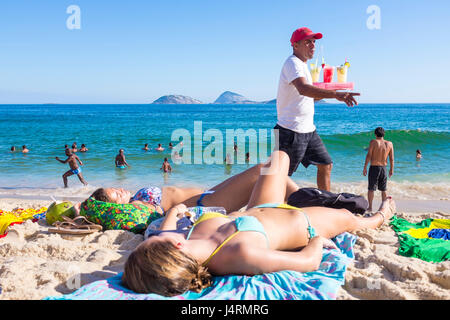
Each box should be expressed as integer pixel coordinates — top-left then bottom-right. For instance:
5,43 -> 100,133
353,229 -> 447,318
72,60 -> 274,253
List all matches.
368,166 -> 387,191
274,124 -> 333,176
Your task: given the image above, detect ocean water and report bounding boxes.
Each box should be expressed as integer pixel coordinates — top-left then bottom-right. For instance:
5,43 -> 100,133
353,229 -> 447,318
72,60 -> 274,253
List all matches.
0,103 -> 449,201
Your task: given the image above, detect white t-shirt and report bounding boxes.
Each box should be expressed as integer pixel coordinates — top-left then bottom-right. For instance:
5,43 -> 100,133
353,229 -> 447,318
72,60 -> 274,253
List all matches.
276,55 -> 315,133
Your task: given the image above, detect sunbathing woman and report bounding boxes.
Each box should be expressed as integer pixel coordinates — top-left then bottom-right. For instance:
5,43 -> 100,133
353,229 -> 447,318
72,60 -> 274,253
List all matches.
122,150 -> 396,296
78,162 -> 300,216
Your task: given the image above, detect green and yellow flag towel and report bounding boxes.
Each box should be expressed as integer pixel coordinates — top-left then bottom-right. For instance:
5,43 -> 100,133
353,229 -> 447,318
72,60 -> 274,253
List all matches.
390,216 -> 450,263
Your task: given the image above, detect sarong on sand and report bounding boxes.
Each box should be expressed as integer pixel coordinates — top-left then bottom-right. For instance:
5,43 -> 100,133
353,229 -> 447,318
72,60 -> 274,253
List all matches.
390,216 -> 450,263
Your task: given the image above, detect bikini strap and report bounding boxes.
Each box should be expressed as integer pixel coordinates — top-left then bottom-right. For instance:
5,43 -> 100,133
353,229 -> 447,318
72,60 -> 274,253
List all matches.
303,212 -> 317,240
202,231 -> 240,267
196,190 -> 215,207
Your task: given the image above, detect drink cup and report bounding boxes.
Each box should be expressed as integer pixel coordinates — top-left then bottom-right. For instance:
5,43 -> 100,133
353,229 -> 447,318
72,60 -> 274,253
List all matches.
310,67 -> 320,82
323,66 -> 334,83
337,65 -> 348,83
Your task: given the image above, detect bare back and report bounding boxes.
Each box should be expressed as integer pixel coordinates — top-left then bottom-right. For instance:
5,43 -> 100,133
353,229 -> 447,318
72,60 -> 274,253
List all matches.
368,138 -> 392,166
116,154 -> 126,165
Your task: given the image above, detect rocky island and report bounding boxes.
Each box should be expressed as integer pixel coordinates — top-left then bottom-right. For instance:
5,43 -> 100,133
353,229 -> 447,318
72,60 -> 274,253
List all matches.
151,95 -> 203,104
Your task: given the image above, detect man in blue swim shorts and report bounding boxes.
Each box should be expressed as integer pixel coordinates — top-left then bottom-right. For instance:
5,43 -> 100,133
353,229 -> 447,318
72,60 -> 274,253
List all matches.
56,148 -> 88,188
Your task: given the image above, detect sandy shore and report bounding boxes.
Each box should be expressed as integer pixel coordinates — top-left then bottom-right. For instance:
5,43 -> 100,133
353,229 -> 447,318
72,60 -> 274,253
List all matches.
0,197 -> 449,300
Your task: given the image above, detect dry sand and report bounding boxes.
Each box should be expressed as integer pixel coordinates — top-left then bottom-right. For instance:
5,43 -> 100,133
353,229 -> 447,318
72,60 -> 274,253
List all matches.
0,198 -> 449,300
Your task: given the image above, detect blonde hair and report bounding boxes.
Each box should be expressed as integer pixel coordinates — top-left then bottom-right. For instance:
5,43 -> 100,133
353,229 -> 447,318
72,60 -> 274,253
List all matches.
122,240 -> 212,296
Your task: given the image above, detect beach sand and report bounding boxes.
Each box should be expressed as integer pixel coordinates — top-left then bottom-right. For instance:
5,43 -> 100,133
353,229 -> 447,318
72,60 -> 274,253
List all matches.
0,197 -> 449,300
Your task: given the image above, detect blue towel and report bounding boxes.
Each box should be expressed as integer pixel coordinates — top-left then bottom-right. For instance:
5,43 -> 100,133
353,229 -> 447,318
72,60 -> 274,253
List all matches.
44,232 -> 356,300
428,228 -> 450,240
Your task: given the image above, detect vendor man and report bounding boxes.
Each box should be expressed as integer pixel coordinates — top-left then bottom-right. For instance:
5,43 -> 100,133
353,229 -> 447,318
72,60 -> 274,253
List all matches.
275,27 -> 360,191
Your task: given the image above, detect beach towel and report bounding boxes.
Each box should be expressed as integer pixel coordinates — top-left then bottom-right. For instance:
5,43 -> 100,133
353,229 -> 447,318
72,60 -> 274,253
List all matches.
390,216 -> 450,263
44,232 -> 356,300
0,207 -> 47,238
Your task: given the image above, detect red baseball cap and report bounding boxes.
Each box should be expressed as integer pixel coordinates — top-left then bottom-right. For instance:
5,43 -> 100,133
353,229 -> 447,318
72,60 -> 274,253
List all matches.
290,27 -> 323,45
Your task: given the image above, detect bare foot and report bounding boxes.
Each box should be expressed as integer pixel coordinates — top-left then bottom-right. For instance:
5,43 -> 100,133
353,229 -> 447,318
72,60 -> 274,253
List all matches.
376,196 -> 396,225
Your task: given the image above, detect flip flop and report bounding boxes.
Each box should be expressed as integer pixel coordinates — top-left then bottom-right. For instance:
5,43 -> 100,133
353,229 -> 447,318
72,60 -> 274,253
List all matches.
48,216 -> 103,235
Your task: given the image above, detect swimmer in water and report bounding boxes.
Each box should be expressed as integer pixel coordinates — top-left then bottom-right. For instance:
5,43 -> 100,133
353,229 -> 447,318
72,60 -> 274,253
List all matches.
115,149 -> 130,168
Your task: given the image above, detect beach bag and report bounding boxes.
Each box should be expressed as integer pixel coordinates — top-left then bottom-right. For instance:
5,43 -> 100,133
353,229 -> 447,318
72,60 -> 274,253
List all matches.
287,188 -> 368,214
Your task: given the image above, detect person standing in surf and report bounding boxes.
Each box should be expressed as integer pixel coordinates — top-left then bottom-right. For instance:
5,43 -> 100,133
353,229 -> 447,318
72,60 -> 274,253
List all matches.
363,127 -> 394,212
274,27 -> 360,191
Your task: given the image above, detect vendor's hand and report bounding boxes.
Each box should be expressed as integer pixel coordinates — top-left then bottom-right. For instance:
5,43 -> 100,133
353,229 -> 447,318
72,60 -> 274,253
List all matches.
336,91 -> 360,107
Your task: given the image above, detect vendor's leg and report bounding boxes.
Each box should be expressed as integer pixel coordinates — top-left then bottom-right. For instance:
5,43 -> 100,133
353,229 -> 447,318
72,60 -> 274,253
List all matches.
246,150 -> 290,208
317,163 -> 332,191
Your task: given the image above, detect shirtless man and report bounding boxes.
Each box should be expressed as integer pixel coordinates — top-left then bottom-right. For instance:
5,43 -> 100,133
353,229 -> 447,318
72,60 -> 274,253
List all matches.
56,148 -> 88,188
160,157 -> 172,173
115,149 -> 130,168
363,127 -> 394,212
22,145 -> 29,153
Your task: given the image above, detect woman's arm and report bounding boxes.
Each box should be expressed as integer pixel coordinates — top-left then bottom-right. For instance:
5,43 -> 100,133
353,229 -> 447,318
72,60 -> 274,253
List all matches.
159,203 -> 187,231
213,236 -> 327,275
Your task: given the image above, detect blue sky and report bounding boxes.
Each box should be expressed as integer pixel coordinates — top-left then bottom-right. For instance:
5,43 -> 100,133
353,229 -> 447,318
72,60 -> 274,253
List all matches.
1,0 -> 449,104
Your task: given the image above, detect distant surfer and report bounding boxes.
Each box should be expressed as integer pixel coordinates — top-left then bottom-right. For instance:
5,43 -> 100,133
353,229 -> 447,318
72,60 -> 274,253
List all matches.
362,127 -> 394,212
55,148 -> 88,188
115,149 -> 130,169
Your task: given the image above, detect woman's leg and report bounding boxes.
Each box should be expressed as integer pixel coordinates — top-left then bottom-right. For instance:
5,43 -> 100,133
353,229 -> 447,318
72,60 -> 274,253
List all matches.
285,177 -> 300,202
304,197 -> 396,239
161,163 -> 264,212
162,152 -> 300,212
246,150 -> 291,208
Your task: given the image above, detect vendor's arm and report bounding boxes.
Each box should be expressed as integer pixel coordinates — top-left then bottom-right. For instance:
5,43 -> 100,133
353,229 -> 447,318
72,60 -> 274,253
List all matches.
159,203 -> 187,231
292,77 -> 360,107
